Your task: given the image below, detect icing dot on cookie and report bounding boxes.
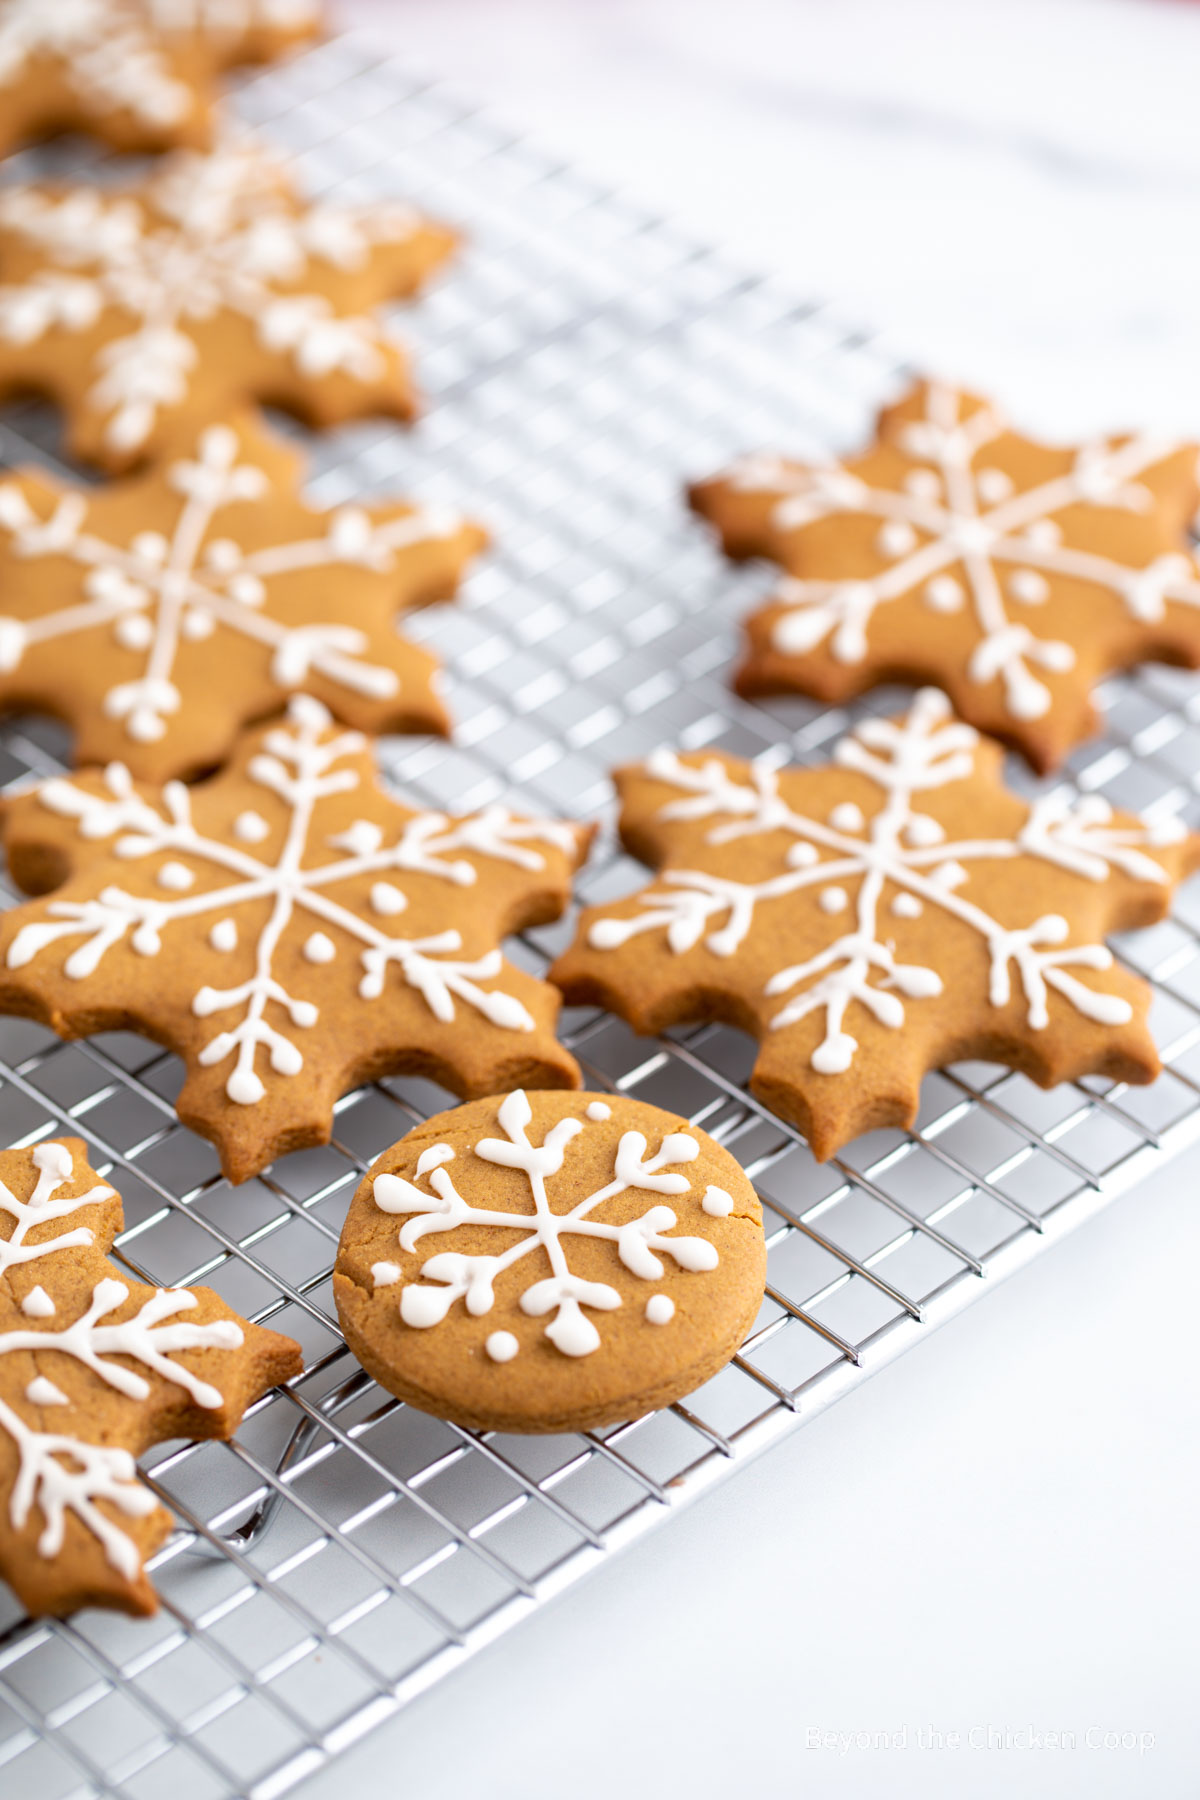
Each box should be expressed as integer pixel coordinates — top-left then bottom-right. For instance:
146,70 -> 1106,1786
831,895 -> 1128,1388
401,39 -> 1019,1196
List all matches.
932,859 -> 969,890
878,520 -> 917,558
209,918 -> 237,953
702,1186 -> 734,1217
25,1377 -> 69,1407
1010,568 -> 1049,604
303,931 -> 336,964
114,613 -> 153,651
234,810 -> 269,843
904,814 -> 945,847
891,892 -> 923,919
229,572 -> 266,606
645,1294 -> 675,1325
925,574 -> 963,613
1025,519 -> 1062,549
370,881 -> 407,916
204,537 -> 237,573
976,467 -> 1014,503
157,861 -> 194,890
330,821 -> 382,856
829,802 -> 864,834
181,607 -> 215,641
819,886 -> 848,914
586,1100 -> 612,1121
21,1284 -> 54,1318
904,468 -> 941,501
132,531 -> 168,564
486,1330 -> 519,1362
786,841 -> 819,868
371,1261 -> 401,1288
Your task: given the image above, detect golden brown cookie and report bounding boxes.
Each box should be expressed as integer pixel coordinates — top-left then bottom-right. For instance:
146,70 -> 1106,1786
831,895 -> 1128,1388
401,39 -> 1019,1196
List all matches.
0,1136 -> 301,1617
333,1090 -> 766,1434
0,0 -> 320,157
0,411 -> 486,782
552,689 -> 1200,1161
0,135 -> 455,472
691,379 -> 1200,771
0,697 -> 592,1184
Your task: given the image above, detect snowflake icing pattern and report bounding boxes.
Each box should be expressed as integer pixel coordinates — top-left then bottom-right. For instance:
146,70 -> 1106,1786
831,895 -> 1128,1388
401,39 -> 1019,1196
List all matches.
0,1 -> 318,155
0,697 -> 589,1181
553,689 -> 1194,1158
693,380 -> 1200,768
0,135 -> 453,467
0,1140 -> 295,1614
374,1089 -> 720,1359
0,413 -> 484,778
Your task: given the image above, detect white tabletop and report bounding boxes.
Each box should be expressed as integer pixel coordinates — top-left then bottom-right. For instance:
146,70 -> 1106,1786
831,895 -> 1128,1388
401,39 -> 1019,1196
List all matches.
300,5 -> 1200,1794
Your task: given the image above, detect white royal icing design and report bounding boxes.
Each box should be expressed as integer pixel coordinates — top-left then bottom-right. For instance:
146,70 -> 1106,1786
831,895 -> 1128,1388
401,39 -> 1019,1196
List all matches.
373,1090 -> 722,1359
586,689 -> 1186,1078
0,422 -> 463,747
0,136 -> 423,453
702,1186 -> 734,1218
0,2 -> 318,142
6,697 -> 580,1106
0,1142 -> 245,1578
724,382 -> 1200,721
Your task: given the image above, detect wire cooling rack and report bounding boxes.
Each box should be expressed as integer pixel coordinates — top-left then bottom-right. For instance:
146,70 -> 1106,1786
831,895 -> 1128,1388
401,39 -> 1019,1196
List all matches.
3,33 -> 1200,1800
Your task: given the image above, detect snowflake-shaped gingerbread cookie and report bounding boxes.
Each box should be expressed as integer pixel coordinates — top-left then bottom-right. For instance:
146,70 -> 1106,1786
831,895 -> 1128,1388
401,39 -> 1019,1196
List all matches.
692,379 -> 1200,771
552,689 -> 1198,1161
0,0 -> 319,157
0,135 -> 455,471
335,1090 -> 766,1433
0,411 -> 485,781
0,697 -> 593,1183
0,1136 -> 300,1616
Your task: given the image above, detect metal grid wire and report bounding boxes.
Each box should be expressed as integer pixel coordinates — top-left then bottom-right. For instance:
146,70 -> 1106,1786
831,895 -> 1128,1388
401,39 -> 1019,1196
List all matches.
2,34 -> 1200,1800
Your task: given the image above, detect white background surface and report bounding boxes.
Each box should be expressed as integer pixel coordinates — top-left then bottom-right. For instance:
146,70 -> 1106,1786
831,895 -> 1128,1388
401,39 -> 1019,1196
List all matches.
301,4 -> 1200,1795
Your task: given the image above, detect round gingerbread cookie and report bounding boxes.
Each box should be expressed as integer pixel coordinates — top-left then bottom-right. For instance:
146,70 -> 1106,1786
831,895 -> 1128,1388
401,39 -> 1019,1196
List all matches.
333,1090 -> 766,1433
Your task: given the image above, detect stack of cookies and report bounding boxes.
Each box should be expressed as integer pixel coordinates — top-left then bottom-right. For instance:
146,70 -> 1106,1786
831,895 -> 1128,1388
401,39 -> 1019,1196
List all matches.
0,1 -> 1194,1623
